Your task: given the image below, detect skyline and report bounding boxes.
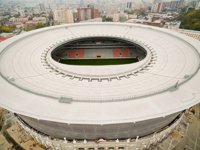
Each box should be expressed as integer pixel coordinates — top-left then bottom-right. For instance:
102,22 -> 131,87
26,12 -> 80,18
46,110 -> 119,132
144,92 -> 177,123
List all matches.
0,0 -> 189,3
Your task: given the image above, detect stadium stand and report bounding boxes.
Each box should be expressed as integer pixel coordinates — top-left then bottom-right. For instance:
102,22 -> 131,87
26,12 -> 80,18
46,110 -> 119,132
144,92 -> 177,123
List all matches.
113,48 -> 132,57
66,49 -> 84,58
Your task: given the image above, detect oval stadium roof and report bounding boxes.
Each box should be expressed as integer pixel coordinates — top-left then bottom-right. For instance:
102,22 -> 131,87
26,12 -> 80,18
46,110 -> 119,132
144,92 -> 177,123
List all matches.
0,23 -> 200,124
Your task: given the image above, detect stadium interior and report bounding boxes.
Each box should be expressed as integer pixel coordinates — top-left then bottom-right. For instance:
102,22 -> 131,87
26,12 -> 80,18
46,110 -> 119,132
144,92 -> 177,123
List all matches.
51,37 -> 147,65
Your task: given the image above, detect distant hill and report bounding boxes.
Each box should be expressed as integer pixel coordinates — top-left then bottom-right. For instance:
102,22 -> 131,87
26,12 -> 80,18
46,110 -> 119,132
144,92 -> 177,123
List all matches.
179,9 -> 200,31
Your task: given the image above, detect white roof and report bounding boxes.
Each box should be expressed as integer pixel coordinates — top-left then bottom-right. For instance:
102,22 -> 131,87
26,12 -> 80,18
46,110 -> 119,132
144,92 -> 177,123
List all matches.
0,22 -> 200,124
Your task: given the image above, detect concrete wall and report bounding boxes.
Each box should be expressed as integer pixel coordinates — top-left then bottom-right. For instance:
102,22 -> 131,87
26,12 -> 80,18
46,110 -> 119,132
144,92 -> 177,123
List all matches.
18,112 -> 181,140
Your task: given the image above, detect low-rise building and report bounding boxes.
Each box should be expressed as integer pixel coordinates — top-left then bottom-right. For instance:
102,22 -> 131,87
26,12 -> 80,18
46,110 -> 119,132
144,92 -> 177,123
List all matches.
33,17 -> 47,24
9,17 -> 28,22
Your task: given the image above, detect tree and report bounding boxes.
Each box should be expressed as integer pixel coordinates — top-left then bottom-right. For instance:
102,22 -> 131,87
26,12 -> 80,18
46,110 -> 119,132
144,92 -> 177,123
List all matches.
102,16 -> 113,22
0,25 -> 15,33
35,23 -> 46,29
24,23 -> 47,31
179,9 -> 200,31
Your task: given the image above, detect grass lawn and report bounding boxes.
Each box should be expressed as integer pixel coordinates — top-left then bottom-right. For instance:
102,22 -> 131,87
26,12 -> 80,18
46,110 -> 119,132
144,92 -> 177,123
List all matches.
60,58 -> 138,65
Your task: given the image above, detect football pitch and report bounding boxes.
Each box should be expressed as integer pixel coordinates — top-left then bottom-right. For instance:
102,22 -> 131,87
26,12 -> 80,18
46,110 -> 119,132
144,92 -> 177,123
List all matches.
60,58 -> 138,65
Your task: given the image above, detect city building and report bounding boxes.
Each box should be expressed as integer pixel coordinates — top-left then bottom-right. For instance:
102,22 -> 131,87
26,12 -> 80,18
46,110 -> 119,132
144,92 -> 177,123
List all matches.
151,2 -> 163,13
112,13 -> 120,22
152,0 -> 185,13
77,6 -> 100,22
126,1 -> 144,10
33,17 -> 47,24
195,0 -> 200,9
39,3 -> 46,12
53,9 -> 74,24
9,17 -> 28,22
127,2 -> 133,9
0,23 -> 200,143
153,0 -> 162,4
80,17 -> 102,22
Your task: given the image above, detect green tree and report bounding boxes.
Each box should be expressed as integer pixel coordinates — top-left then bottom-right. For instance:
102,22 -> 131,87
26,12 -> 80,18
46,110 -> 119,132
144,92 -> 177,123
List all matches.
0,25 -> 15,33
102,16 -> 113,22
179,9 -> 200,31
35,23 -> 46,29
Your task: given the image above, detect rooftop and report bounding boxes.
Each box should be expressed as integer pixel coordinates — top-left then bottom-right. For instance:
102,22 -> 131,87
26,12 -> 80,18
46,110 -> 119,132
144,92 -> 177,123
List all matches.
0,23 -> 200,124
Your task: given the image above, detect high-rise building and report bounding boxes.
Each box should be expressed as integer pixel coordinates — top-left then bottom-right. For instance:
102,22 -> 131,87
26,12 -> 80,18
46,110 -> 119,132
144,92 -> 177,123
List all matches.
77,6 -> 100,22
126,1 -> 144,10
179,0 -> 185,8
39,3 -> 46,12
166,0 -> 185,9
196,0 -> 200,9
152,0 -> 185,13
169,0 -> 179,9
152,2 -> 163,13
53,9 -> 74,24
153,0 -> 162,4
80,0 -> 84,8
127,2 -> 133,9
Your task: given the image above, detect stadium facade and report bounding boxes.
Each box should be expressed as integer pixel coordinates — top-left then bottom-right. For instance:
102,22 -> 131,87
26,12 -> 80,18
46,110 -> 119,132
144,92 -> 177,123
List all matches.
0,23 -> 200,140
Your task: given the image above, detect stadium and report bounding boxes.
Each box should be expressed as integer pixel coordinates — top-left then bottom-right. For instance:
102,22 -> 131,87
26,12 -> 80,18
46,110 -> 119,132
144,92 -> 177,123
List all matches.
0,23 -> 200,141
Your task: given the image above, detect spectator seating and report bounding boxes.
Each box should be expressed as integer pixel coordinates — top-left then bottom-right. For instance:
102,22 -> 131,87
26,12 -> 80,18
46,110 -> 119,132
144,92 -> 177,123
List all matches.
113,48 -> 132,57
66,49 -> 84,58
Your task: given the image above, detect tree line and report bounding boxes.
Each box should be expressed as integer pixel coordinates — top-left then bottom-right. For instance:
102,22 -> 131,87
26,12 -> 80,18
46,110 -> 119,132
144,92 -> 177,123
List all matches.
179,9 -> 200,31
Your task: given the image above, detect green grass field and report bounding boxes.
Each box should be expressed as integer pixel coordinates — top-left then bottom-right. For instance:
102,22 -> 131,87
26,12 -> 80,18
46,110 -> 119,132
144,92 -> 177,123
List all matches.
60,58 -> 138,65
